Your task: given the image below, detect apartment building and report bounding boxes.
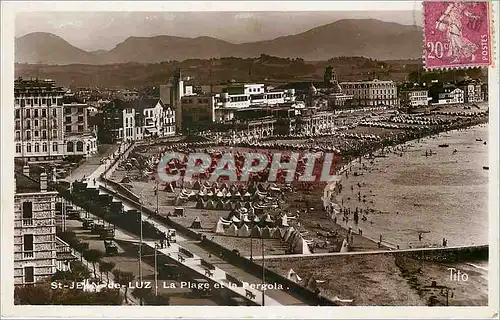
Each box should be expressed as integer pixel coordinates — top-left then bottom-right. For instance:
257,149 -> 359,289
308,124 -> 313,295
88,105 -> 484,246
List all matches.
14,78 -> 98,161
400,89 -> 430,107
14,169 -> 57,285
457,80 -> 483,103
340,79 -> 399,107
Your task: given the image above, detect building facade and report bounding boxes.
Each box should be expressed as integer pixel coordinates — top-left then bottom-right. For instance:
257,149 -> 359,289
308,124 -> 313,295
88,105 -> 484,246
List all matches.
400,89 -> 430,107
14,170 -> 57,285
436,87 -> 465,105
14,78 -> 98,161
457,80 -> 483,103
340,79 -> 399,107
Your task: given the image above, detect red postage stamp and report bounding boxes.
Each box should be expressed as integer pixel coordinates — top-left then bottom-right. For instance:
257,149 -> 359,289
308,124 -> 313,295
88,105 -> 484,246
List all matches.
423,1 -> 492,69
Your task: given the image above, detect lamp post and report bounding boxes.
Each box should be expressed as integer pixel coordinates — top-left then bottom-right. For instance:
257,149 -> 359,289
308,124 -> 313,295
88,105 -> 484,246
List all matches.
154,243 -> 159,297
250,232 -> 253,261
139,199 -> 143,283
261,236 -> 265,306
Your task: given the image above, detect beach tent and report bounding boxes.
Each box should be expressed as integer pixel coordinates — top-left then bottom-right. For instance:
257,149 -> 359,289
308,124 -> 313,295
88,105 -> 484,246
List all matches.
251,225 -> 262,238
216,200 -> 224,210
271,227 -> 281,239
222,200 -> 232,210
220,182 -> 229,191
214,220 -> 225,234
206,200 -> 215,210
190,217 -> 202,229
287,269 -> 302,283
279,227 -> 287,239
253,215 -> 261,224
237,224 -> 250,237
196,199 -> 206,209
226,224 -> 238,236
233,191 -> 242,199
203,181 -> 211,188
242,214 -> 252,224
164,183 -> 175,193
283,227 -> 295,242
184,181 -> 193,189
293,236 -> 311,254
243,192 -> 252,200
219,217 -> 231,224
231,215 -> 241,224
340,238 -> 349,253
192,180 -> 202,190
262,226 -> 272,238
263,214 -> 274,225
216,190 -> 224,198
281,214 -> 289,227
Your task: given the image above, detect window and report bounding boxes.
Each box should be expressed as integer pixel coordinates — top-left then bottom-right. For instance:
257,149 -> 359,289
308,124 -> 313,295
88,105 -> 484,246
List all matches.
77,115 -> 84,122
15,131 -> 20,140
34,130 -> 39,138
65,116 -> 71,124
15,120 -> 20,130
42,98 -> 46,104
42,142 -> 47,152
23,234 -> 34,256
78,125 -> 83,132
67,141 -> 74,152
125,118 -> 129,127
52,109 -> 57,117
41,119 -> 47,128
22,202 -> 33,225
15,99 -> 19,105
41,109 -> 46,118
52,130 -> 57,139
34,109 -> 39,118
52,119 -> 57,127
52,142 -> 58,152
16,143 -> 21,153
78,107 -> 84,113
26,119 -> 31,129
34,143 -> 40,152
65,126 -> 71,133
42,130 -> 47,139
76,141 -> 84,152
24,266 -> 34,283
15,110 -> 20,119
34,98 -> 39,105
64,107 -> 71,115
26,131 -> 31,140
26,109 -> 31,118
34,119 -> 39,127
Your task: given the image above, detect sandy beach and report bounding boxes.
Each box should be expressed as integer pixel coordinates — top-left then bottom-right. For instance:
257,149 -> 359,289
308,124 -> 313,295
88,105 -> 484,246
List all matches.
333,124 -> 489,249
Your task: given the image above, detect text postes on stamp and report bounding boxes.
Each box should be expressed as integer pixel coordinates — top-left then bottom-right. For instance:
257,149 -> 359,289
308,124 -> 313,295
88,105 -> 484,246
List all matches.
423,1 -> 492,69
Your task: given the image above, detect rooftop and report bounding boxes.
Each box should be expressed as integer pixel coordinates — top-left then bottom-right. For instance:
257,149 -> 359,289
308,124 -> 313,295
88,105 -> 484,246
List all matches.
15,171 -> 54,194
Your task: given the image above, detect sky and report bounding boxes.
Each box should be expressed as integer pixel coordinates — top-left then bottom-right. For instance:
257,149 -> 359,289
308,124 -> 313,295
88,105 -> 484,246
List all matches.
15,11 -> 423,51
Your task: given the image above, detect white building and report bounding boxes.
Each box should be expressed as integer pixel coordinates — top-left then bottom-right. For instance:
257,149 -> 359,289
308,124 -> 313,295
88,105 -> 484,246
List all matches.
458,80 -> 483,103
213,84 -> 296,122
437,87 -> 464,105
340,79 -> 399,107
400,89 -> 430,107
14,78 -> 98,161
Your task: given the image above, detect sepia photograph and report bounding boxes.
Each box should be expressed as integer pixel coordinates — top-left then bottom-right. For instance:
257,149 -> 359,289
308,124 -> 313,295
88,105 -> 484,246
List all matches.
1,1 -> 498,319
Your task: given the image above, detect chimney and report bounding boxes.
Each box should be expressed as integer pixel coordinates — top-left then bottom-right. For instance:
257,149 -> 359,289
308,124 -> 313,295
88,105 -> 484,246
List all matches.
40,172 -> 47,192
22,165 -> 30,177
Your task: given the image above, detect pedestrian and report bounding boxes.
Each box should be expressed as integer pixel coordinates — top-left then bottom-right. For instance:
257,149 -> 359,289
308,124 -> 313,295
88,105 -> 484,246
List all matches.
160,239 -> 164,249
93,178 -> 96,185
419,233 -> 422,242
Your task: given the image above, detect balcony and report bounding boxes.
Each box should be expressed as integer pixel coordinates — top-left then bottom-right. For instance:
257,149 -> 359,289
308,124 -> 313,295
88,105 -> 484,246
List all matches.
22,219 -> 34,226
23,251 -> 34,259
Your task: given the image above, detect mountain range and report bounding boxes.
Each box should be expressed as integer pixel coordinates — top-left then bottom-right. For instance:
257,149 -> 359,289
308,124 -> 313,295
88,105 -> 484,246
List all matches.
15,19 -> 423,65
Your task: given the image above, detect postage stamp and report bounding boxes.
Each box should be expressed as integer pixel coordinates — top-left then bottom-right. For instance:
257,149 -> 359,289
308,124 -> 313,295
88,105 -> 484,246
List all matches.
1,1 -> 499,319
423,1 -> 493,69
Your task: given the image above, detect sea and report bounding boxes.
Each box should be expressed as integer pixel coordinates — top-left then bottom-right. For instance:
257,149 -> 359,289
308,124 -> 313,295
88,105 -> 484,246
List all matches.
338,123 -> 490,250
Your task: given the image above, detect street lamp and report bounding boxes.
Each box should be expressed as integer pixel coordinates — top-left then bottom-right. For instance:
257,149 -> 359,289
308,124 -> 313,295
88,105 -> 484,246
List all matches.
154,243 -> 159,297
261,236 -> 265,306
139,198 -> 143,283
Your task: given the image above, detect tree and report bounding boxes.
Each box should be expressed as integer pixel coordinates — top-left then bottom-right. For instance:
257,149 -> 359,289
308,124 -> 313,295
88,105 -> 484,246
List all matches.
74,242 -> 90,261
99,261 -> 116,282
83,249 -> 104,278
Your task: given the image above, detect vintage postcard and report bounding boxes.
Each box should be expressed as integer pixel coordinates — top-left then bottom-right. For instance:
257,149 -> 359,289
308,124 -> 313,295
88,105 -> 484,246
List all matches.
1,1 -> 498,319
